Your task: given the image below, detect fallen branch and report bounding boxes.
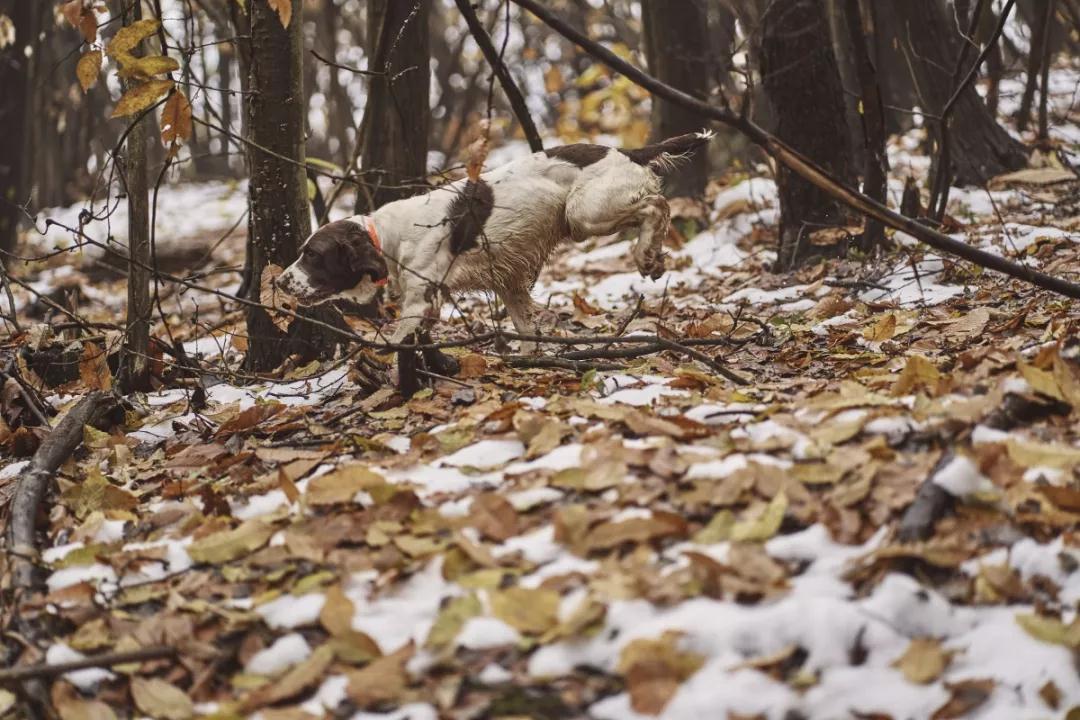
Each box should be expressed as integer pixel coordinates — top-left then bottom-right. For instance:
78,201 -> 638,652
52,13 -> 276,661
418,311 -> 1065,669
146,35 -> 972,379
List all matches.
505,356 -> 626,372
0,646 -> 177,684
6,392 -> 116,590
453,0 -> 544,153
508,0 -> 1080,301
897,452 -> 955,542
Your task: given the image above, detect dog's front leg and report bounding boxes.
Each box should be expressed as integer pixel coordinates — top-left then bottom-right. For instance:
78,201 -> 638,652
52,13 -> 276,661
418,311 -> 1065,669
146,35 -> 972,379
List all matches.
391,283 -> 458,395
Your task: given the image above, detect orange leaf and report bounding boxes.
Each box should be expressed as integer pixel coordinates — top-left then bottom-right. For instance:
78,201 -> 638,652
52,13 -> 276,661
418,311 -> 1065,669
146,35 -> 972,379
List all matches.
160,90 -> 192,145
267,0 -> 292,28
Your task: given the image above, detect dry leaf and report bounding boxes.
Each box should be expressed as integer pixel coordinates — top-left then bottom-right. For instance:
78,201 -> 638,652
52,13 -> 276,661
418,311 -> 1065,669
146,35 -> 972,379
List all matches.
425,593 -> 482,650
187,519 -> 275,564
161,89 -> 194,145
111,79 -> 174,118
893,637 -> 951,684
305,465 -> 384,505
469,493 -> 519,542
618,632 -> 704,715
242,645 -> 334,711
730,492 -> 787,542
490,586 -> 559,635
346,643 -> 414,709
267,0 -> 293,28
106,19 -> 161,57
77,50 -> 102,92
130,677 -> 194,720
319,585 -> 355,637
79,342 -> 113,391
260,263 -> 296,332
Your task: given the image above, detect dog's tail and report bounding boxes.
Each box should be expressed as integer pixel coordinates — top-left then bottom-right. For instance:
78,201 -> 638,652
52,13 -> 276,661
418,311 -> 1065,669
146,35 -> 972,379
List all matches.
623,129 -> 714,175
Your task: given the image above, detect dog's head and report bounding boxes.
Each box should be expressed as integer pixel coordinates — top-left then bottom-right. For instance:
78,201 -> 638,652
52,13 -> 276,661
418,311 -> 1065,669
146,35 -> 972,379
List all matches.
277,219 -> 389,305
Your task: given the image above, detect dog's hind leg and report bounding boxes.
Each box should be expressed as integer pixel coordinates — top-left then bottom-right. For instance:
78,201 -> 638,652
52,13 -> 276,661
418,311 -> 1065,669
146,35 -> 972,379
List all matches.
565,167 -> 670,280
497,285 -> 553,354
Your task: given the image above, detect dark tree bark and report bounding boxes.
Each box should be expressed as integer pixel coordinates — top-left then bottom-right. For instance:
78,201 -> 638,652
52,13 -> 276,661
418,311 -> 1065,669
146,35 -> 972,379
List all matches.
759,0 -> 856,271
844,0 -> 888,252
357,0 -> 431,212
1016,0 -> 1052,132
0,0 -> 36,254
641,0 -> 709,198
892,0 -> 1027,184
1037,0 -> 1057,143
244,0 -> 341,371
119,1 -> 153,392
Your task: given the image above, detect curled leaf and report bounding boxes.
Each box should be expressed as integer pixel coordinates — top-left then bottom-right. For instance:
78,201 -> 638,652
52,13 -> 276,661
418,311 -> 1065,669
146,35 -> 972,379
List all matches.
106,18 -> 160,57
111,79 -> 174,118
76,50 -> 102,92
160,90 -> 193,145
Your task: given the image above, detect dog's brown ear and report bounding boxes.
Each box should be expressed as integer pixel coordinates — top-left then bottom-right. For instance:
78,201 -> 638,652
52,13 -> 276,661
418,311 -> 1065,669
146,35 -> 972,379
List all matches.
345,233 -> 388,284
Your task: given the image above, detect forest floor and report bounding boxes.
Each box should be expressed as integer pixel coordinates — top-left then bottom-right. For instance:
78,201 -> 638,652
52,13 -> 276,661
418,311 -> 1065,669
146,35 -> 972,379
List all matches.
2,69 -> 1080,720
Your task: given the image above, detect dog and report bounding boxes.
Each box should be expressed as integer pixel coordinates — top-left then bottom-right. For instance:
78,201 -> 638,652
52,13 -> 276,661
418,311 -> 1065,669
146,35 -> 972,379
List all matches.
277,131 -> 713,356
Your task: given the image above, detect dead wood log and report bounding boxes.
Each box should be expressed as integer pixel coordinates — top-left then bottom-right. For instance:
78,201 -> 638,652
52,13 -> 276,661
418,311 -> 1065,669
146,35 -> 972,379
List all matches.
0,647 -> 177,684
508,0 -> 1080,301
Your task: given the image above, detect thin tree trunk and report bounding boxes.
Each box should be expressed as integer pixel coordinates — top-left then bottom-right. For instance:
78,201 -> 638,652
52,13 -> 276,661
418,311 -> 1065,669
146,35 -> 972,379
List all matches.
1037,0 -> 1057,142
357,0 -> 431,212
0,0 -> 35,254
120,0 -> 153,392
244,0 -> 341,371
1017,0 -> 1052,132
641,0 -> 709,198
844,0 -> 887,252
760,0 -> 856,271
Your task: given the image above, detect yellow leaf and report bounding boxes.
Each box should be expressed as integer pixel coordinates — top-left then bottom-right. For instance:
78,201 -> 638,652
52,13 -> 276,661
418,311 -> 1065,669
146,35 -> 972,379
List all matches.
490,586 -> 559,635
345,644 -> 413,709
1006,438 -> 1080,470
1015,613 -> 1080,648
77,50 -> 101,92
893,637 -> 951,684
305,465 -> 385,505
730,491 -> 787,542
130,677 -> 194,720
425,593 -> 482,650
106,19 -> 161,57
118,54 -> 179,80
187,519 -> 275,564
892,355 -> 942,397
111,79 -> 174,118
1018,357 -> 1065,402
267,0 -> 293,28
864,313 -> 897,341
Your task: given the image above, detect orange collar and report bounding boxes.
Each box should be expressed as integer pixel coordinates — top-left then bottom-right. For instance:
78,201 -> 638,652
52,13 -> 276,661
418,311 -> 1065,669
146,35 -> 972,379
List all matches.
362,215 -> 388,287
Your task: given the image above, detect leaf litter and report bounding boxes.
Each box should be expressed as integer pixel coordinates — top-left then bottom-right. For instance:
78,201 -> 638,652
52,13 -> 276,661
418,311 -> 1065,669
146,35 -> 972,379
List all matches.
4,69 -> 1080,720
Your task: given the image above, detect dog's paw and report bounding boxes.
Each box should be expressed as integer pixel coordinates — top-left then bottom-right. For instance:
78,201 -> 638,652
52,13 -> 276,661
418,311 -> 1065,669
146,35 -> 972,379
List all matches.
636,251 -> 666,280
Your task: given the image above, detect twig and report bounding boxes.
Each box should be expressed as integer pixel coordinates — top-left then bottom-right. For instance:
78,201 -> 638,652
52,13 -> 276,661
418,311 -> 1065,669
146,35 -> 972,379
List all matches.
453,0 -> 544,152
505,356 -> 626,372
310,49 -> 384,77
508,0 -> 1080,301
0,646 -> 178,684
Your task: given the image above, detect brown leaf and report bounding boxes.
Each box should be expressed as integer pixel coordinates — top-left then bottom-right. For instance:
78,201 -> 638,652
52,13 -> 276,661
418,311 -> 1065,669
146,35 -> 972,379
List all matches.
77,50 -> 102,92
111,79 -> 174,118
259,263 -> 296,332
319,585 -> 355,637
346,643 -> 414,709
618,631 -> 705,715
469,493 -> 519,542
931,679 -> 994,719
864,313 -> 897,342
53,682 -> 117,720
242,645 -> 334,711
266,0 -> 293,27
465,119 -> 491,182
130,677 -> 194,720
79,342 -> 112,391
585,511 -> 688,551
893,637 -> 951,684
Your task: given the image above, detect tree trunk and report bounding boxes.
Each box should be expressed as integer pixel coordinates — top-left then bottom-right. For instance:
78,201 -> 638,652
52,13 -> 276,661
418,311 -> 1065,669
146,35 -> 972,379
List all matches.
759,0 -> 856,272
244,0 -> 341,371
641,0 -> 710,198
357,0 -> 431,212
892,0 -> 1027,183
120,0 -> 153,392
1037,0 -> 1057,143
0,0 -> 35,254
844,0 -> 887,252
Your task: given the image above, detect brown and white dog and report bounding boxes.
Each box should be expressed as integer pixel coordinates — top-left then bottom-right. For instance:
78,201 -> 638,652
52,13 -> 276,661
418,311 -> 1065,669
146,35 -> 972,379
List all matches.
277,131 -> 713,353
